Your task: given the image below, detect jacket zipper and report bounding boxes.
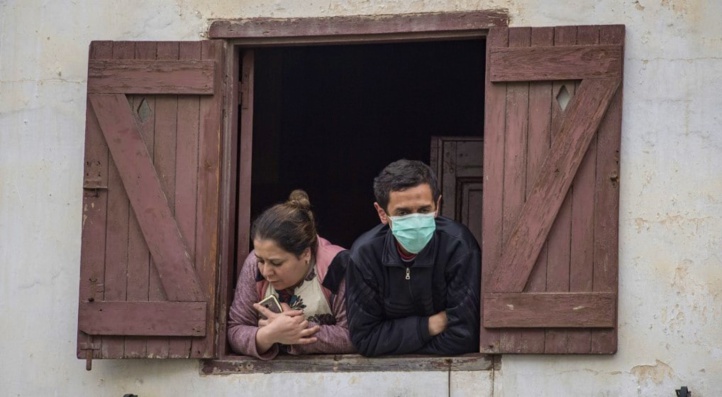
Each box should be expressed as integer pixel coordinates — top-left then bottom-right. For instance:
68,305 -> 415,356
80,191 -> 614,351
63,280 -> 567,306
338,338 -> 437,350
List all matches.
405,266 -> 414,305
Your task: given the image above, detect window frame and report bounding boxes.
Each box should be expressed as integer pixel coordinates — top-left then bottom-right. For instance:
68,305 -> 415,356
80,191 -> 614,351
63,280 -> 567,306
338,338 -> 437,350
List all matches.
208,11 -> 507,371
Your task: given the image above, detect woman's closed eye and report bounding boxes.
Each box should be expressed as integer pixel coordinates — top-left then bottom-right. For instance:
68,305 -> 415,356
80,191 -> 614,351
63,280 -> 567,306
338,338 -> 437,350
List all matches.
257,258 -> 284,267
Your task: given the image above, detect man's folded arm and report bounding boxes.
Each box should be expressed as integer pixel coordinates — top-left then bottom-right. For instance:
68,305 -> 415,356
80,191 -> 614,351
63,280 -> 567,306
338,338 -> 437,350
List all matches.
417,250 -> 481,355
346,257 -> 432,356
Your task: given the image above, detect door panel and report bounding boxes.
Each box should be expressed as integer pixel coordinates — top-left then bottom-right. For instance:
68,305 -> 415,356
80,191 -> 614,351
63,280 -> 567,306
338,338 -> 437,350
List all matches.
430,136 -> 483,245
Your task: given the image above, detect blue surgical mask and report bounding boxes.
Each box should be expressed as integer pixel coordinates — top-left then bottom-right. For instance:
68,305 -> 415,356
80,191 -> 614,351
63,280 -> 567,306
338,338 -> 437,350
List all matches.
389,213 -> 436,254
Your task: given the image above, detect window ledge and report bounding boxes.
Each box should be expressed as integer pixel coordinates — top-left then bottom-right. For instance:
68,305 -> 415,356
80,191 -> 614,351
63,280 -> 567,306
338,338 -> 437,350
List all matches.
202,353 -> 496,375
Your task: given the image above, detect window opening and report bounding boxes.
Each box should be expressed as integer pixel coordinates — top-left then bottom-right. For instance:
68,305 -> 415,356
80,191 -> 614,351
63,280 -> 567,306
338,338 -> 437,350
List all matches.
224,38 -> 486,360
247,39 -> 486,252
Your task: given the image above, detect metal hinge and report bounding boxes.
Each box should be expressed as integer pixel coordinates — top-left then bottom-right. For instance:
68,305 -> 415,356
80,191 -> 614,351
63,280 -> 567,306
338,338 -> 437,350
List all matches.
79,341 -> 100,371
83,178 -> 108,198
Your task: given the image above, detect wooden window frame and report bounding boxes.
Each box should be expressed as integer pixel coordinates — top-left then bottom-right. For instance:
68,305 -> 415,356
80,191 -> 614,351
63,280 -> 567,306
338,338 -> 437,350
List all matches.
205,11 -> 507,373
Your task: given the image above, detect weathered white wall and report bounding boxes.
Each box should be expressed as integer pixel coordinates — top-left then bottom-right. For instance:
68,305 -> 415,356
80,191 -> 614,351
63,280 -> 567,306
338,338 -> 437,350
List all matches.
1,0 -> 720,395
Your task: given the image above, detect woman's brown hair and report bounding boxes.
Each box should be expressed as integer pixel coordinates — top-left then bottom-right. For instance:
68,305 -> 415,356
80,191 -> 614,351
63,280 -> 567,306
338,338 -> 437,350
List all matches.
251,190 -> 318,257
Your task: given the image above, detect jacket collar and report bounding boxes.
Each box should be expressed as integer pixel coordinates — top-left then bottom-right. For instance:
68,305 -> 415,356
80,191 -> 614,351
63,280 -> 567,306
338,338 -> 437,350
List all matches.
381,224 -> 437,268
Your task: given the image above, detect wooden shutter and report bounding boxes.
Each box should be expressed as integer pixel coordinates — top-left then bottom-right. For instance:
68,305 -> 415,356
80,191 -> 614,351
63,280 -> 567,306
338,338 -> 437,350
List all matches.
77,41 -> 225,362
481,25 -> 624,354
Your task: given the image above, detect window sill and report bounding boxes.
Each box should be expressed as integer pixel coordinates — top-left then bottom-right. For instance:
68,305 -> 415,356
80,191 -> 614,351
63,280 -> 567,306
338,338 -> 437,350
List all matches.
202,353 -> 496,375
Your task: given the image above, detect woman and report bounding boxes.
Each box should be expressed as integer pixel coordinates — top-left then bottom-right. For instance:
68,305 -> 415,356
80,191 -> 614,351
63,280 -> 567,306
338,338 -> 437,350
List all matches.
227,190 -> 355,359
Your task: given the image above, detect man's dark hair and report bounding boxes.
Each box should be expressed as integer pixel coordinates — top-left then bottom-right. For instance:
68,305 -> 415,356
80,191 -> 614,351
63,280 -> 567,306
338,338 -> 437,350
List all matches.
373,159 -> 441,212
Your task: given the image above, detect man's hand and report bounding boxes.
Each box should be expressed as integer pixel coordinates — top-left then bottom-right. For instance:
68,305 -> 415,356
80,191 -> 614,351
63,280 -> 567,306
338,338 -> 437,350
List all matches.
253,303 -> 320,353
428,310 -> 448,336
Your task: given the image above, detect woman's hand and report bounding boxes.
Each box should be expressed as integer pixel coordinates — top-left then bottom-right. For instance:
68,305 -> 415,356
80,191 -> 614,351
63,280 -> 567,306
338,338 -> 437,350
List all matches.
253,303 -> 320,353
257,302 -> 291,328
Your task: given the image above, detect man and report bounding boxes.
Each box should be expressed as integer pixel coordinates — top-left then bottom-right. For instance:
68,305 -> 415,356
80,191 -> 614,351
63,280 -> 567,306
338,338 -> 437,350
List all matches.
346,159 -> 481,356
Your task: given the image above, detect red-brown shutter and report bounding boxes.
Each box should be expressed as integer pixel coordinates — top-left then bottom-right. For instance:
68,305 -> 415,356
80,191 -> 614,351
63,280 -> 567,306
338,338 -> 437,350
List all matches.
481,25 -> 624,354
77,41 -> 225,362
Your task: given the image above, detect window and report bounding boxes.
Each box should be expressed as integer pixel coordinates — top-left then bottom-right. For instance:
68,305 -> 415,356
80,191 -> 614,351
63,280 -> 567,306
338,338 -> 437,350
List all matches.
76,13 -> 623,370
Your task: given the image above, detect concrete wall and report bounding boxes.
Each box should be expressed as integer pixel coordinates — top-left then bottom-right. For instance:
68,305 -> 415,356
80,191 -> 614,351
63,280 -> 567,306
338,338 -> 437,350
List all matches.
1,0 -> 720,395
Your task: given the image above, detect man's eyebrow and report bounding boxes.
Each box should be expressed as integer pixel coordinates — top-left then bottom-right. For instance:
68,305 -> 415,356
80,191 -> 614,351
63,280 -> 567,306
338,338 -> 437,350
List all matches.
392,204 -> 433,214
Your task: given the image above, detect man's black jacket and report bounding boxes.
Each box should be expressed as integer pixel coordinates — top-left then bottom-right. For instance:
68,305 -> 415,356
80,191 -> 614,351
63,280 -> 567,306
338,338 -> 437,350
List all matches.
345,216 -> 481,356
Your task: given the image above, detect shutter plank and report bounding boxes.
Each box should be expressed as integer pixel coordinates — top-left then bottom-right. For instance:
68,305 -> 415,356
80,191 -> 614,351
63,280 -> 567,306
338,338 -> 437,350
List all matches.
190,40 -> 224,358
591,25 -> 625,354
124,41 -> 158,358
89,93 -> 204,302
101,41 -> 136,359
491,76 -> 620,293
168,41 -> 203,358
480,27 -> 508,353
520,26 -> 556,353
88,59 -> 215,94
78,41 -> 113,360
544,26 -> 577,353
146,41 -> 180,359
483,293 -> 615,328
79,302 -> 206,336
489,45 -> 622,82
565,25 -> 601,354
155,42 -> 191,358
500,27 -> 531,353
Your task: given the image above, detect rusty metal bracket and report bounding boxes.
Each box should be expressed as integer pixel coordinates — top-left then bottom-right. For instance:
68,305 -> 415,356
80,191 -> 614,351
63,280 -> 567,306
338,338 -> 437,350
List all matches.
83,178 -> 108,198
79,341 -> 100,371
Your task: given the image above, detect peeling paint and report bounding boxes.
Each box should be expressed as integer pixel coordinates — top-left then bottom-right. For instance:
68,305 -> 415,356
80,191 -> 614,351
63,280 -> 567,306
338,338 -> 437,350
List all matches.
630,360 -> 674,385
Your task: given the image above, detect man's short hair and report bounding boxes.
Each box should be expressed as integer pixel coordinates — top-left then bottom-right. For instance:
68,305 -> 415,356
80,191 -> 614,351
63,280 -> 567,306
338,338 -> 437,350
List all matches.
373,159 -> 441,212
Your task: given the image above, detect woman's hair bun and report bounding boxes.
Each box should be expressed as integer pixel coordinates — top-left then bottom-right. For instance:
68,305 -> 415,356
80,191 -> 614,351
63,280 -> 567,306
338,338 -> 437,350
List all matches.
287,189 -> 311,211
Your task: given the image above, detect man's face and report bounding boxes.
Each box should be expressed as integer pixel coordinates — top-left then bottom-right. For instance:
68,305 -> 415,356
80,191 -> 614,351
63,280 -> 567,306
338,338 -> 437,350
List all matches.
374,183 -> 440,225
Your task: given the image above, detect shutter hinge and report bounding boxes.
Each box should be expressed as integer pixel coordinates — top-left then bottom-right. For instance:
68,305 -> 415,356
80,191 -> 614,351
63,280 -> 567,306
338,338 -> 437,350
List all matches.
83,178 -> 108,198
79,342 -> 100,371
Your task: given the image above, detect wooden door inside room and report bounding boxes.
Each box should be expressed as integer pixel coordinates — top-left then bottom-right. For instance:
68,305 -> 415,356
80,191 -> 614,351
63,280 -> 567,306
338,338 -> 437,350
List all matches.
430,136 -> 484,245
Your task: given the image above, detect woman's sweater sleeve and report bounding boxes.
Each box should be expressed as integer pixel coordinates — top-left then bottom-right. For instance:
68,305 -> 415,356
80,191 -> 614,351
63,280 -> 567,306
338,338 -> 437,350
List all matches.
227,252 -> 279,360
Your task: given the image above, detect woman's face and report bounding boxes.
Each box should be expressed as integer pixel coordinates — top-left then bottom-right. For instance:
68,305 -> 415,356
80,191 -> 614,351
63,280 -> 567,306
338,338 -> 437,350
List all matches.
253,238 -> 311,291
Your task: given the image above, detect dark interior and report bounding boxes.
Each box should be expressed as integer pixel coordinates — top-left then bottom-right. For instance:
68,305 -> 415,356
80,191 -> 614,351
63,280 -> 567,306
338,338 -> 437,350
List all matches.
248,39 -> 486,249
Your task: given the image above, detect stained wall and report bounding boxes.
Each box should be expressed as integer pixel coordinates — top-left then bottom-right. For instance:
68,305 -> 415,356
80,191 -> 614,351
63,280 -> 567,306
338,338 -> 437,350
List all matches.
1,0 -> 720,395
